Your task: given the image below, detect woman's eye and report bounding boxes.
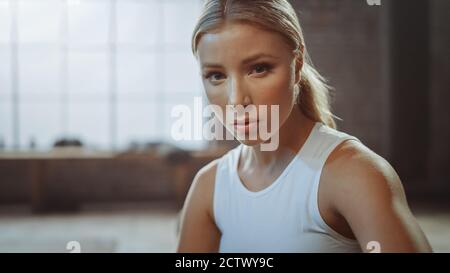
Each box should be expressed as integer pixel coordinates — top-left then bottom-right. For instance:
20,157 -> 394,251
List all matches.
205,72 -> 226,82
250,63 -> 272,75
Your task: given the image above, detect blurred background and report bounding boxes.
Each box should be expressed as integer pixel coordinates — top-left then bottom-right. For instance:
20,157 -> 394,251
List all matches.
0,0 -> 449,252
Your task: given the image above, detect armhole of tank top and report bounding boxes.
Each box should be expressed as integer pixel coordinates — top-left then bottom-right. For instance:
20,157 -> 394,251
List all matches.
212,153 -> 227,233
311,136 -> 362,246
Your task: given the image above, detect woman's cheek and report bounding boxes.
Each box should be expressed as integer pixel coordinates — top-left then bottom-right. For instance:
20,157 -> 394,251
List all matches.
254,79 -> 292,107
204,84 -> 228,106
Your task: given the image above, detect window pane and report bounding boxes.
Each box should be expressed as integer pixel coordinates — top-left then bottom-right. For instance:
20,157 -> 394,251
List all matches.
68,1 -> 109,46
117,51 -> 157,94
5,0 -> 207,151
0,1 -> 11,44
68,102 -> 109,149
164,51 -> 201,93
0,101 -> 13,149
0,49 -> 11,97
19,102 -> 62,149
117,101 -> 158,149
117,0 -> 159,45
18,0 -> 62,43
163,0 -> 202,47
68,51 -> 109,96
18,47 -> 61,94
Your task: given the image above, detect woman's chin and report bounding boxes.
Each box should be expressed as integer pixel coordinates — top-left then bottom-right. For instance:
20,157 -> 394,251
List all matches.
230,130 -> 280,147
236,138 -> 262,147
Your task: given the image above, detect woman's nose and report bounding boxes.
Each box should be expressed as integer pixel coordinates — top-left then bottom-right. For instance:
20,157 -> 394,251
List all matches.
228,77 -> 251,107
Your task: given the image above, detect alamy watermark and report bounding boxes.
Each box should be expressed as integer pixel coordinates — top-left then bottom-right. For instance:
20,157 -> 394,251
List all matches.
171,97 -> 280,151
66,240 -> 81,253
366,0 -> 381,6
366,241 -> 381,253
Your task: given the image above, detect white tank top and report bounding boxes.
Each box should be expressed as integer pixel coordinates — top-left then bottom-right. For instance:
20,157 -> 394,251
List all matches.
213,122 -> 362,253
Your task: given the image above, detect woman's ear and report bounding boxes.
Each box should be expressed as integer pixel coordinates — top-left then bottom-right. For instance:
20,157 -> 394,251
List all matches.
294,46 -> 304,85
294,53 -> 304,86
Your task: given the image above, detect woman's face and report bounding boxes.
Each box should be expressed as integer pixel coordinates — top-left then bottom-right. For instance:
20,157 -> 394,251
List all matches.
196,21 -> 301,146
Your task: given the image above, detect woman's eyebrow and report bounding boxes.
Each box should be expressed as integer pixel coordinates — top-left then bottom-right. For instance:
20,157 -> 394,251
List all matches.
240,53 -> 279,65
201,63 -> 223,69
201,53 -> 279,69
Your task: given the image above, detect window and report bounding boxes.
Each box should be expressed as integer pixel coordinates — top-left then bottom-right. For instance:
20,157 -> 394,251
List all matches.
0,0 -> 205,151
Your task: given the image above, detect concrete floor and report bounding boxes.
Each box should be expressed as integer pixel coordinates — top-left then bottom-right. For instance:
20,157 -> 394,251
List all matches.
0,203 -> 180,253
0,203 -> 449,253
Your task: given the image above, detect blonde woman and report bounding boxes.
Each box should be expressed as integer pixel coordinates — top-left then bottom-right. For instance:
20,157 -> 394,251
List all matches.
176,0 -> 432,253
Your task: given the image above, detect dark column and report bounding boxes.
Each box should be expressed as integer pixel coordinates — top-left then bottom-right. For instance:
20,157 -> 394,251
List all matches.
389,0 -> 430,186
429,0 -> 450,197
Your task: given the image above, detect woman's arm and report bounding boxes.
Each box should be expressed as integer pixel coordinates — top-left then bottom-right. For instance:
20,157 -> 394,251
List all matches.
328,140 -> 432,253
176,160 -> 221,253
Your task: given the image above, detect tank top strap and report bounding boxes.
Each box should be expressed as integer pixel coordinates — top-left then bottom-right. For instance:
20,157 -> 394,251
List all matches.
302,123 -> 362,246
299,123 -> 361,168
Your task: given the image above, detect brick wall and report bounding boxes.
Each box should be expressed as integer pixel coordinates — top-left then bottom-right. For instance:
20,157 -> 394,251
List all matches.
293,0 -> 389,156
291,0 -> 450,197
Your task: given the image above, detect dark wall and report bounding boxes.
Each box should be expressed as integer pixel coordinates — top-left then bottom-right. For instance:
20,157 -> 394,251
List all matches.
291,0 -> 450,197
389,0 -> 430,187
294,0 -> 390,156
429,0 -> 450,195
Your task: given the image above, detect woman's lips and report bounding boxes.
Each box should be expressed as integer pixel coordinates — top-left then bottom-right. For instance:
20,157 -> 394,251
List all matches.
232,119 -> 259,133
233,119 -> 257,126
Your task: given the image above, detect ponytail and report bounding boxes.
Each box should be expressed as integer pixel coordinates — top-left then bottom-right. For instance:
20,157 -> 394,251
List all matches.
298,57 -> 337,129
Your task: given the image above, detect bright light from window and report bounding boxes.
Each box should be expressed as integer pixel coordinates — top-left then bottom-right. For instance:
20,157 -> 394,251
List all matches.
0,0 -> 205,151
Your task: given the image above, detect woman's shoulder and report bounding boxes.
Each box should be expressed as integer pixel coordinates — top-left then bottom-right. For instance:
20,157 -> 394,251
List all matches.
184,159 -> 220,223
321,138 -> 407,212
325,139 -> 397,182
193,145 -> 240,184
192,144 -> 240,184
323,139 -> 400,187
195,158 -> 220,183
318,139 -> 432,252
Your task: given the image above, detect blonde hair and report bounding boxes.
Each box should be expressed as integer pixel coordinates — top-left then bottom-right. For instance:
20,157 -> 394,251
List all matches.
191,0 -> 337,129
